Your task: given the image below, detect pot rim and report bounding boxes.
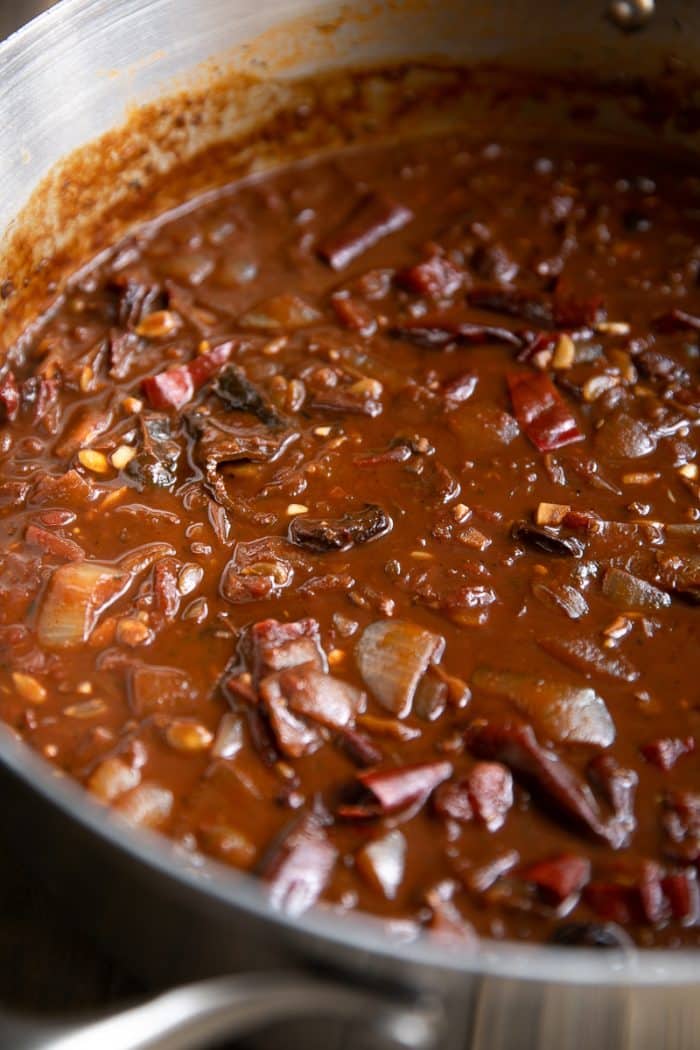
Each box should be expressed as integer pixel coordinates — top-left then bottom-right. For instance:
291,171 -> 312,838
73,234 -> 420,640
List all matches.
1,0 -> 698,988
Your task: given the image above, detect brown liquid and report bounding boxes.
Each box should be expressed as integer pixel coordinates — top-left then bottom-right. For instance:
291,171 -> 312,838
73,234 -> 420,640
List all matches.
1,125 -> 700,948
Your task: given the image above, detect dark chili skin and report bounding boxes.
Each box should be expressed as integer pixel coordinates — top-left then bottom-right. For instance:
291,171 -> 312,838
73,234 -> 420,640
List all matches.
1,115 -> 700,948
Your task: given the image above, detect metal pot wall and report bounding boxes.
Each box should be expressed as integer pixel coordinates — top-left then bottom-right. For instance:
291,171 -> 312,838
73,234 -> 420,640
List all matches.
0,2 -> 699,1048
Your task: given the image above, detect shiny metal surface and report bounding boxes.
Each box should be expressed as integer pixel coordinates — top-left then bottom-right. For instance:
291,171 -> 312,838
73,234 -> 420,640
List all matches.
0,1 -> 699,1048
11,974 -> 443,1050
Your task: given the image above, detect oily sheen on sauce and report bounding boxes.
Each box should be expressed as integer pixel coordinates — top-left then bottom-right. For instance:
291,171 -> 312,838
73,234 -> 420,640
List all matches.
1,120 -> 699,949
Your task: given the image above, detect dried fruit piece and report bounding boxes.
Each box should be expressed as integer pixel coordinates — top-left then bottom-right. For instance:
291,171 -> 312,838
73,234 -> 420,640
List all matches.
466,720 -> 626,847
522,853 -> 591,905
288,505 -> 392,553
434,762 -> 513,831
260,812 -> 337,916
37,562 -> 128,650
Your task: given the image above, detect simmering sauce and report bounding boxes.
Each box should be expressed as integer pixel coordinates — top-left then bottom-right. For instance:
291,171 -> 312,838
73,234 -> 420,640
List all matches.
1,119 -> 700,947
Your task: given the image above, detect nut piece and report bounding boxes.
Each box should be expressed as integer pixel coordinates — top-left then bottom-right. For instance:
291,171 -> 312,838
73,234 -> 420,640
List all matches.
78,449 -> 110,474
177,564 -> 204,597
165,720 -> 214,752
116,618 -> 153,647
12,671 -> 47,704
64,698 -> 107,718
552,334 -> 575,370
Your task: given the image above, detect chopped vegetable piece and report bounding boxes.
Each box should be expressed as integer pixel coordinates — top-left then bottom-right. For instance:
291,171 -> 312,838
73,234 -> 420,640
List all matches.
472,667 -> 615,747
114,783 -> 173,829
539,635 -> 639,683
507,371 -> 584,452
355,620 -> 445,718
602,567 -> 672,612
356,830 -> 407,899
37,562 -> 128,650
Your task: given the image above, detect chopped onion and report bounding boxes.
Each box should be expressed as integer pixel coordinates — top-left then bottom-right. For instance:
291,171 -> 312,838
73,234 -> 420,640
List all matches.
37,561 -> 128,650
532,580 -> 589,620
114,783 -> 174,828
602,567 -> 671,612
473,667 -> 615,747
240,294 -> 322,331
356,620 -> 445,718
356,829 -> 406,899
211,711 -> 245,759
130,666 -> 193,716
87,757 -> 141,802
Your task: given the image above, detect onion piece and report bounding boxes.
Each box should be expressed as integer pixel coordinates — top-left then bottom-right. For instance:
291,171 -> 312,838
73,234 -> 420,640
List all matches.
37,561 -> 128,650
356,830 -> 406,899
473,667 -> 615,748
602,567 -> 671,612
532,579 -> 589,620
211,711 -> 245,759
88,757 -> 141,803
114,783 -> 174,828
240,294 -> 321,331
539,635 -> 639,683
355,620 -> 445,718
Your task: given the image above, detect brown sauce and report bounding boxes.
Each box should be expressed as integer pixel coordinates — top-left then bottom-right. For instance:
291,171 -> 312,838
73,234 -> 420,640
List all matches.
1,114 -> 700,948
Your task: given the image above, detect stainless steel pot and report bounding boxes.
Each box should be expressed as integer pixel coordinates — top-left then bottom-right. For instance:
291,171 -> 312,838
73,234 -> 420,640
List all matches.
0,2 -> 699,1048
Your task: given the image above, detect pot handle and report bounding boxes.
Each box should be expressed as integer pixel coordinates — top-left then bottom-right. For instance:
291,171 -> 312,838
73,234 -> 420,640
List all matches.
4,971 -> 444,1050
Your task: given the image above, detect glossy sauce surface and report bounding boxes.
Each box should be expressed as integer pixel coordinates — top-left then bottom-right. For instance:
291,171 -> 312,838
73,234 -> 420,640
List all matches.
1,126 -> 700,948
